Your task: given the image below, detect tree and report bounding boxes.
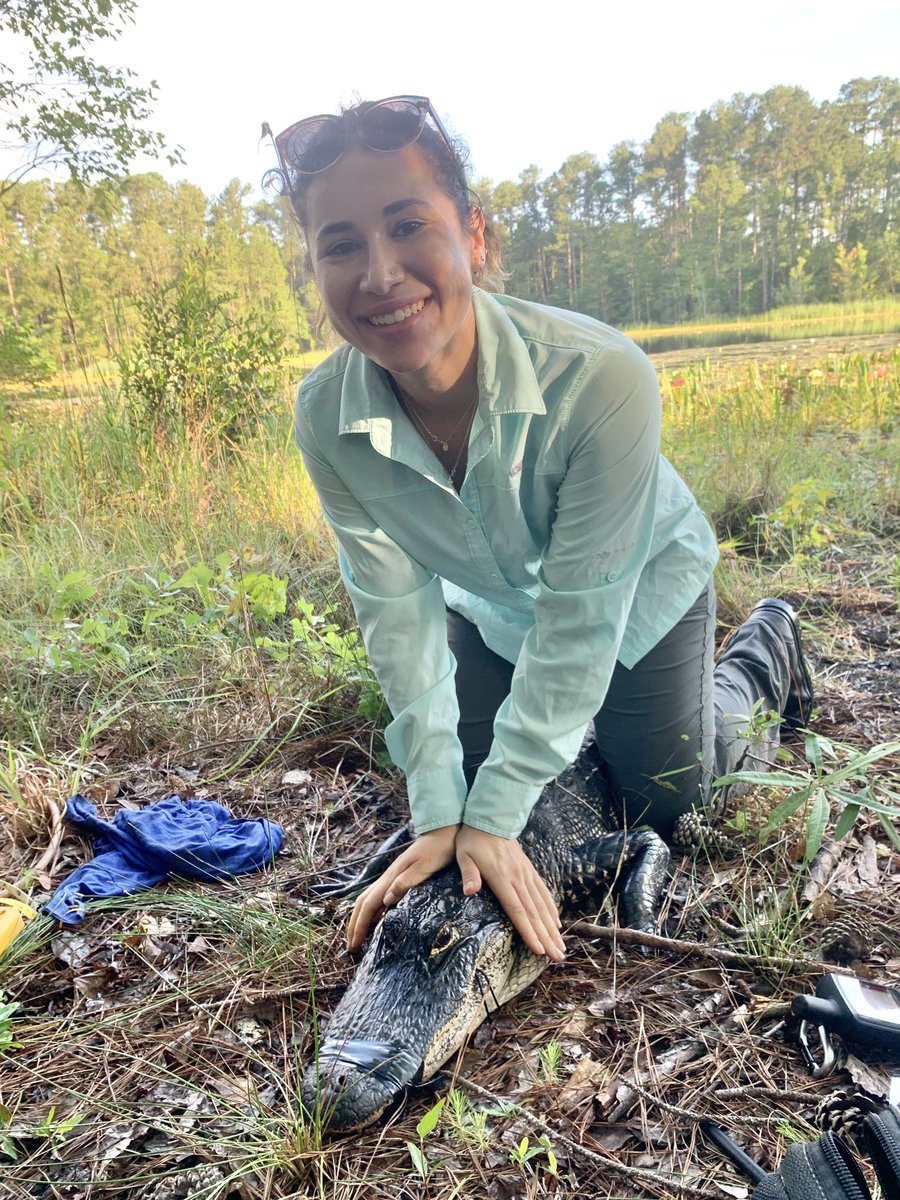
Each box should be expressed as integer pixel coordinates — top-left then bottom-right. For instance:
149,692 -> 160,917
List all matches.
0,0 -> 180,193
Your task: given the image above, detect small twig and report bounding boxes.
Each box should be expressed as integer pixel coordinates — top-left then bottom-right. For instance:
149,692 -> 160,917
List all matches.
708,913 -> 749,938
708,1085 -> 824,1105
454,1074 -> 707,1197
568,920 -> 852,975
627,1080 -> 784,1126
241,980 -> 347,1003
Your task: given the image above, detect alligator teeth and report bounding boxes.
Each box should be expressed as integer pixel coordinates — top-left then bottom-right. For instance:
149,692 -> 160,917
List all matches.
369,300 -> 425,326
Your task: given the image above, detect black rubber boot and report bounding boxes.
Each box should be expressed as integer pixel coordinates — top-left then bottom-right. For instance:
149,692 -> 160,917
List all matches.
744,598 -> 815,730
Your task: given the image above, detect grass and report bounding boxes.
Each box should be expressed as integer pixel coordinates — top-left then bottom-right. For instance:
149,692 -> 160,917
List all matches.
626,298 -> 900,352
1,326 -> 899,1197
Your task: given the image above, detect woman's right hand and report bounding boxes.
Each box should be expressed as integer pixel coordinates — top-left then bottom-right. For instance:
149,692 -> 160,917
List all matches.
346,824 -> 460,952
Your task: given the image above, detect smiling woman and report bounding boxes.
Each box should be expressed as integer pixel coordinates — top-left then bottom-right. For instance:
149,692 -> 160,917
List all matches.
265,95 -> 814,973
304,150 -> 485,391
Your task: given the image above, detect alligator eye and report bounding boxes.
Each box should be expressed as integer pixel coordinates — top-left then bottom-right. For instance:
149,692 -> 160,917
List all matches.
429,923 -> 460,958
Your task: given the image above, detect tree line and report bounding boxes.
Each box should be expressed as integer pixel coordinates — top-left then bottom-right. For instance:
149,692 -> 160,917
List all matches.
478,77 -> 898,325
0,174 -> 315,378
1,76 -> 897,380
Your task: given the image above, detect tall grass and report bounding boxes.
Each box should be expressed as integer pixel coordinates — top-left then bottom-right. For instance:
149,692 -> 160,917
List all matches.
1,343 -> 898,760
0,382 -> 355,756
625,296 -> 900,338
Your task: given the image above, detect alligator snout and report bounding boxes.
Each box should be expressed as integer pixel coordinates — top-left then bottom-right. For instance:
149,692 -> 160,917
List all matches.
301,1038 -> 424,1131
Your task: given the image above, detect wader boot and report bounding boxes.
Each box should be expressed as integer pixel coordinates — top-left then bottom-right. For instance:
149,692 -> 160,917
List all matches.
712,596 -> 815,788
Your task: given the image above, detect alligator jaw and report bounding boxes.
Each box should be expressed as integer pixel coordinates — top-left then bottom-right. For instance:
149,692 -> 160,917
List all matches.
301,1038 -> 424,1132
300,896 -> 523,1131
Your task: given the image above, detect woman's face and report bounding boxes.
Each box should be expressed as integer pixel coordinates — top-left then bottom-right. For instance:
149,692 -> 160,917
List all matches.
305,144 -> 485,391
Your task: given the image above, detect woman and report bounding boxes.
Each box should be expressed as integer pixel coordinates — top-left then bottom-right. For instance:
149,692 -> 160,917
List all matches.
269,96 -> 813,963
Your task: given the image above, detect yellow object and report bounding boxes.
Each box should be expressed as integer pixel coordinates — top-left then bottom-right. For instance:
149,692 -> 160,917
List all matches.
0,897 -> 38,956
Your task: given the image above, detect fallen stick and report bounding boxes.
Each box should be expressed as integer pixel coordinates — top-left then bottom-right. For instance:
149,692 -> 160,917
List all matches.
567,920 -> 853,976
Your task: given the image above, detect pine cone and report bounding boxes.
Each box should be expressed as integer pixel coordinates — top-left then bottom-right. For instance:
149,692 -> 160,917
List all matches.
150,1164 -> 227,1200
819,911 -> 876,964
815,1089 -> 887,1145
671,811 -> 736,856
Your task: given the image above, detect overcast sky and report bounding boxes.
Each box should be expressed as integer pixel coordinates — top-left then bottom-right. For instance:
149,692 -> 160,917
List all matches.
6,0 -> 900,197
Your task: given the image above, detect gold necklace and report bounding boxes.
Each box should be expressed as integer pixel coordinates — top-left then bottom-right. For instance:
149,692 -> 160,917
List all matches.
448,403 -> 478,486
401,391 -> 478,453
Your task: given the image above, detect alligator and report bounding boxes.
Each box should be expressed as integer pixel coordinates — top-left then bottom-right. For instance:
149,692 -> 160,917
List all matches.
301,739 -> 671,1131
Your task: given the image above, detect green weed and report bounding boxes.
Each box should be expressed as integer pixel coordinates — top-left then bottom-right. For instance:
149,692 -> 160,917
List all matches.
444,1088 -> 493,1152
0,992 -> 20,1052
406,1095 -> 446,1182
536,1039 -> 565,1084
718,734 -> 900,863
508,1133 -> 563,1180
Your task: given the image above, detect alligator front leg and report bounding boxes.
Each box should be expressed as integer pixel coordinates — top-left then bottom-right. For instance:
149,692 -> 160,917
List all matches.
568,829 -> 670,934
313,823 -> 415,899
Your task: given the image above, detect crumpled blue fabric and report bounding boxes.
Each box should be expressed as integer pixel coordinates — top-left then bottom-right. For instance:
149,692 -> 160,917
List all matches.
46,794 -> 284,924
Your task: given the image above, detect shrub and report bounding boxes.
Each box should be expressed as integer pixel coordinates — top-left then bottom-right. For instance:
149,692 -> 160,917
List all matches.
117,263 -> 286,445
0,324 -> 54,385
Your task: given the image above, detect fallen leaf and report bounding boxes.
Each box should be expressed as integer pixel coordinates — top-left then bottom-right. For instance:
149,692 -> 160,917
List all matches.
845,1053 -> 900,1099
140,915 -> 177,938
51,932 -> 95,969
282,769 -> 313,787
855,837 -> 880,886
74,967 -> 119,1001
557,1010 -> 591,1040
558,1055 -> 607,1109
588,1124 -> 632,1150
209,1074 -> 257,1106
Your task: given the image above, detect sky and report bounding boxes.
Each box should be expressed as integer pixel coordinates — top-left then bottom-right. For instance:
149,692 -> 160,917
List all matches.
5,0 -> 900,198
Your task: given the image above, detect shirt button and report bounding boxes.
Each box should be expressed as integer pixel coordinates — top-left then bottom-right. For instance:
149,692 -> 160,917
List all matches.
490,572 -> 500,582
466,519 -> 477,530
606,571 -> 619,582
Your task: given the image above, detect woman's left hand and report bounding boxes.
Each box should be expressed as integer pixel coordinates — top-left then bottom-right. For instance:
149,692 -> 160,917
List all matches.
454,826 -> 565,961
346,824 -> 460,952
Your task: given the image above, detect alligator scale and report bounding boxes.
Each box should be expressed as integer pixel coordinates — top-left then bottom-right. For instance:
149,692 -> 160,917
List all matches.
302,740 -> 671,1130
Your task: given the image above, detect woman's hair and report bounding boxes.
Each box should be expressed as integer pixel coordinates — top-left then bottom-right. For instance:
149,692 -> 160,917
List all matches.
270,100 -> 505,294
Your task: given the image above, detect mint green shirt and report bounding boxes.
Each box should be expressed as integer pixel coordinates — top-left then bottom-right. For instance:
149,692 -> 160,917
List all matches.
295,289 -> 719,839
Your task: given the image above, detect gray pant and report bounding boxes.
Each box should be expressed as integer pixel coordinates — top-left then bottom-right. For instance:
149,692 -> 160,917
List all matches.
448,581 -> 791,840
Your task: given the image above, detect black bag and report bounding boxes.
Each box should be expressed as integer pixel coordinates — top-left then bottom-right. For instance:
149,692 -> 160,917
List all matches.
863,1105 -> 900,1200
751,1106 -> 900,1200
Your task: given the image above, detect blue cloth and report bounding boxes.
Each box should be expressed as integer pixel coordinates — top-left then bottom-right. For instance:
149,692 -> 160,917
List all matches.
46,795 -> 284,924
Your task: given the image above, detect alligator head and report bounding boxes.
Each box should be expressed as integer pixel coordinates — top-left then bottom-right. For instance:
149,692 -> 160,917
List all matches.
300,864 -> 545,1131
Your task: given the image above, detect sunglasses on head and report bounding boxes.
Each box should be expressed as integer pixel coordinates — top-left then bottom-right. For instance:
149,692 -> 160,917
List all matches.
269,95 -> 456,179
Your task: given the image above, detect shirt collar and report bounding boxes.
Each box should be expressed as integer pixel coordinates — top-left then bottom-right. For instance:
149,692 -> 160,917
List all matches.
337,287 -> 546,442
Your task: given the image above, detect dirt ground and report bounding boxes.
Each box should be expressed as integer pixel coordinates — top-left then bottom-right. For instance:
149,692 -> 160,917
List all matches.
2,559 -> 899,1199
